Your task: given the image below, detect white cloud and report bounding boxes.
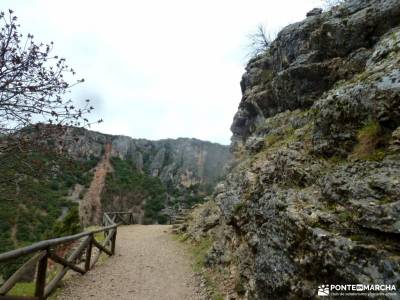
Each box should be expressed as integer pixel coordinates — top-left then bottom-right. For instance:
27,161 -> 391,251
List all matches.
1,0 -> 322,144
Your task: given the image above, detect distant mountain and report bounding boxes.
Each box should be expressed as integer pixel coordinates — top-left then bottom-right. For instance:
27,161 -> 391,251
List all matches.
58,128 -> 232,225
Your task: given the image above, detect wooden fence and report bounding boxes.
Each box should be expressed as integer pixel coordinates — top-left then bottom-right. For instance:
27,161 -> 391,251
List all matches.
105,211 -> 137,225
0,212 -> 132,300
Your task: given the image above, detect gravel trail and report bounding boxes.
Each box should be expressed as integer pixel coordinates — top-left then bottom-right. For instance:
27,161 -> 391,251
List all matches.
56,225 -> 203,300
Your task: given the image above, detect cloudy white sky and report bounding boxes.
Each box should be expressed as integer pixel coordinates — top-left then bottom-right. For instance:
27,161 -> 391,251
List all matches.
2,0 -> 322,145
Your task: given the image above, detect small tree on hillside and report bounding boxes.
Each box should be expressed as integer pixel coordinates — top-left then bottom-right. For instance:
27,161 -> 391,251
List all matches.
246,24 -> 272,59
322,0 -> 346,9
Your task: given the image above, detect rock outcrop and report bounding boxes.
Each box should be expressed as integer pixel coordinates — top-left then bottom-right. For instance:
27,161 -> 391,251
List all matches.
181,0 -> 400,299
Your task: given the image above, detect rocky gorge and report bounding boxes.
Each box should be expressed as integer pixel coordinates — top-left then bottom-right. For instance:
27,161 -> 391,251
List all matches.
0,127 -> 231,282
179,0 -> 400,299
59,128 -> 231,225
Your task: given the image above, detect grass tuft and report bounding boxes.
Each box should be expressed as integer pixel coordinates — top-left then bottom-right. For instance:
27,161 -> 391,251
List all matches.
174,234 -> 224,299
9,282 -> 35,297
190,238 -> 213,273
351,121 -> 383,160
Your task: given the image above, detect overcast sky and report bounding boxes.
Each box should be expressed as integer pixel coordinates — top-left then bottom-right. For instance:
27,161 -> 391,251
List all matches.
2,0 -> 322,145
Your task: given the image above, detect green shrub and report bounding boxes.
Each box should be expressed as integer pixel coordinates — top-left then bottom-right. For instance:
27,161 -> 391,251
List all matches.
233,202 -> 245,214
186,194 -> 205,206
102,157 -> 168,224
157,214 -> 169,224
0,148 -> 95,279
338,211 -> 352,222
52,206 -> 82,237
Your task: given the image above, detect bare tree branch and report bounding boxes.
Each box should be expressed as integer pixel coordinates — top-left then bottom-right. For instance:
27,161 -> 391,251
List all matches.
0,9 -> 102,177
246,24 -> 272,59
321,0 -> 346,10
0,9 -> 102,137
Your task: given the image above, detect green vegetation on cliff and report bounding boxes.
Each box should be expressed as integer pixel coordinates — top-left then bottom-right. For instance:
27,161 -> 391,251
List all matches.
102,157 -> 168,224
0,149 -> 97,278
101,157 -> 213,224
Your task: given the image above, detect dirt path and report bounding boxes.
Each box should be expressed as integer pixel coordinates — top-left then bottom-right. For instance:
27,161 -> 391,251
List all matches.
56,225 -> 204,300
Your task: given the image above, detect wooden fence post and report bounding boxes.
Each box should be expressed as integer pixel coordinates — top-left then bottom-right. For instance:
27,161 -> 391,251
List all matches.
35,251 -> 48,299
111,229 -> 117,255
85,234 -> 93,272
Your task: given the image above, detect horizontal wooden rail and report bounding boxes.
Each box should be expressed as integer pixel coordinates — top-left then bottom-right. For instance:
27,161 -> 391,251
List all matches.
105,211 -> 136,225
0,224 -> 117,263
0,252 -> 46,295
0,211 -> 134,300
48,251 -> 85,275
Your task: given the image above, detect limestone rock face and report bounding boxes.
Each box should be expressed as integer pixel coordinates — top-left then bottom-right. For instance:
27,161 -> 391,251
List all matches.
231,0 -> 400,152
182,1 -> 400,299
390,127 -> 400,151
61,128 -> 231,191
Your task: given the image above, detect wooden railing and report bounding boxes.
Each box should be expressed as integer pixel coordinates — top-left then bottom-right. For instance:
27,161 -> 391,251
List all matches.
105,211 -> 137,225
0,212 -> 126,300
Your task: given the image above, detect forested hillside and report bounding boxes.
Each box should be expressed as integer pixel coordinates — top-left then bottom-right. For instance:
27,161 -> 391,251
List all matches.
0,145 -> 99,278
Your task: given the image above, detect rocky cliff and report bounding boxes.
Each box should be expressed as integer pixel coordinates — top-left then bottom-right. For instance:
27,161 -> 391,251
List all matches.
180,0 -> 400,299
62,128 -> 230,190
60,128 -> 231,225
